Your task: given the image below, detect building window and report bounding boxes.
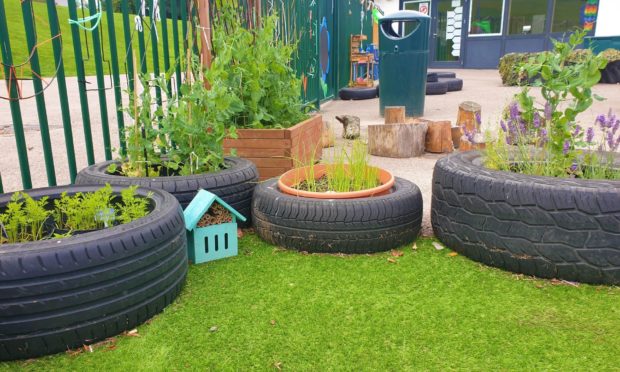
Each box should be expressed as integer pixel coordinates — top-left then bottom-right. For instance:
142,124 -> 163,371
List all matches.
469,0 -> 504,36
552,0 -> 585,33
508,0 -> 548,35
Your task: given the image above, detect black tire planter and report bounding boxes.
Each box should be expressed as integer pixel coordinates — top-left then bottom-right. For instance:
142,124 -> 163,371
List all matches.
338,86 -> 378,100
427,72 -> 438,83
76,157 -> 258,227
434,71 -> 456,79
438,77 -> 463,92
252,178 -> 423,254
426,81 -> 448,95
0,185 -> 187,360
600,60 -> 620,84
431,151 -> 620,285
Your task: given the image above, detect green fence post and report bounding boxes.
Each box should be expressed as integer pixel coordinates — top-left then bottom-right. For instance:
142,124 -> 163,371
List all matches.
148,0 -> 163,108
47,0 -> 78,183
121,0 -> 135,92
134,0 -> 148,74
171,0 -> 182,93
87,0 -> 112,160
67,0 -> 96,165
0,0 -> 32,190
159,1 -> 172,93
21,0 -> 57,186
105,0 -> 127,156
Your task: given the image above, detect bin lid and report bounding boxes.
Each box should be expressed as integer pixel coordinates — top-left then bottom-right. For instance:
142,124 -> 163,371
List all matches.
379,10 -> 430,23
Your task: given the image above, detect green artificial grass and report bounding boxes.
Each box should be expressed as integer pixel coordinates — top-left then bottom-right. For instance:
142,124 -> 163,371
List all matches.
2,234 -> 620,370
2,1 -> 182,78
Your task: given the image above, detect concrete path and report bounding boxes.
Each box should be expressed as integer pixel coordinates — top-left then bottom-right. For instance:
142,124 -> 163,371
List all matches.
1,69 -> 619,235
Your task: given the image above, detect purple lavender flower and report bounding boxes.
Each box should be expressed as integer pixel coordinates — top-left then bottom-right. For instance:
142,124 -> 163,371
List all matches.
475,112 -> 482,125
613,119 -> 620,135
607,131 -> 615,149
500,120 -> 507,133
540,128 -> 548,144
544,102 -> 552,121
509,102 -> 520,120
563,140 -> 571,155
614,136 -> 620,152
596,114 -> 606,126
570,163 -> 578,172
586,127 -> 595,143
573,125 -> 582,137
533,112 -> 541,128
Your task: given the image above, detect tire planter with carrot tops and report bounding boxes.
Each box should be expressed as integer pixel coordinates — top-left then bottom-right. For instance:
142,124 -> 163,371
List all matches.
0,185 -> 187,360
253,165 -> 423,254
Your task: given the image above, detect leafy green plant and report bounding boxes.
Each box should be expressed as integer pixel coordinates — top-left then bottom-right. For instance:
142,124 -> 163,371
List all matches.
0,193 -> 51,244
116,186 -> 152,224
485,30 -> 618,180
54,184 -> 115,231
209,4 -> 309,129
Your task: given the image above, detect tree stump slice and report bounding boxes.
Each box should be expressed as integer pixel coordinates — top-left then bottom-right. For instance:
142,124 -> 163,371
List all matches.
425,120 -> 453,153
336,115 -> 361,140
384,106 -> 406,125
368,122 -> 428,158
459,137 -> 486,152
457,101 -> 481,133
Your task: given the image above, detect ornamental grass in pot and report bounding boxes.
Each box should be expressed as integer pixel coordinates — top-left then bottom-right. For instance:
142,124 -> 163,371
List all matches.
432,30 -> 620,285
252,141 -> 423,254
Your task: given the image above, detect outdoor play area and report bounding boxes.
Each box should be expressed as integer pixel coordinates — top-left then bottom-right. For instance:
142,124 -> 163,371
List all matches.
0,0 -> 619,369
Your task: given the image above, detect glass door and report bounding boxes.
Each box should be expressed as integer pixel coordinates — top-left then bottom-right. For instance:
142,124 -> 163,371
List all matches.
403,0 -> 464,67
432,0 -> 464,66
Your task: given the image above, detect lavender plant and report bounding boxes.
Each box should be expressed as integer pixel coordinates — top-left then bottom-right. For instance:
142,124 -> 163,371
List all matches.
484,30 -> 618,180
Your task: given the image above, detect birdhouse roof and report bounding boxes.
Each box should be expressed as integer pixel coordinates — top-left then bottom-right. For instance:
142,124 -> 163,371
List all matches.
183,189 -> 247,231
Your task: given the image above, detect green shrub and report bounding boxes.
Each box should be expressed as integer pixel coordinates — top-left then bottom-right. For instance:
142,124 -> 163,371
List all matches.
600,48 -> 620,63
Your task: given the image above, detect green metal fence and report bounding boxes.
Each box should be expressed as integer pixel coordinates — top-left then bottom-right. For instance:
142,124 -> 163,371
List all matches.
0,0 -> 372,194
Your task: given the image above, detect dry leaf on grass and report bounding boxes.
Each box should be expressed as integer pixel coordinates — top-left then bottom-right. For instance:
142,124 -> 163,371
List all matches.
387,258 -> 398,264
274,362 -> 283,370
209,326 -> 219,333
432,242 -> 445,250
448,252 -> 458,257
412,243 -> 418,250
390,250 -> 404,257
270,320 -> 276,326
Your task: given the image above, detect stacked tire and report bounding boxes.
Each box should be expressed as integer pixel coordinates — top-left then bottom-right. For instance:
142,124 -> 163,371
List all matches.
426,71 -> 463,95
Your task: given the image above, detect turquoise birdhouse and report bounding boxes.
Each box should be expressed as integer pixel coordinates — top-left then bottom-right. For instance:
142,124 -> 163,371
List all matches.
183,189 -> 247,264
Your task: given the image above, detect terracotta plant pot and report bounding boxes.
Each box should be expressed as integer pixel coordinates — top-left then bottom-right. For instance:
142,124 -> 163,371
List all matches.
277,164 -> 395,199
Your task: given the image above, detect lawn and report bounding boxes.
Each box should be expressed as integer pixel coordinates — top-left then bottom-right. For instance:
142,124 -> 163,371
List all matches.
2,1 -> 184,78
2,234 -> 619,370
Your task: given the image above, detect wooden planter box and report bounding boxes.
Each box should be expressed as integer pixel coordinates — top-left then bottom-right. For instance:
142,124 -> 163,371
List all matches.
223,114 -> 323,180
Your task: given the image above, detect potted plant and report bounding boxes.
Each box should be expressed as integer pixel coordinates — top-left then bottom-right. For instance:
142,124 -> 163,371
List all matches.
210,5 -> 323,180
431,30 -> 620,285
76,57 -> 258,225
253,141 -> 423,254
0,184 -> 187,360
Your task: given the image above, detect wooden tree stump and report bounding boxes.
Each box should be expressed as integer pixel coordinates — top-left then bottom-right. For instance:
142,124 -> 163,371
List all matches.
321,120 -> 335,148
368,122 -> 428,158
457,101 -> 482,133
451,126 -> 463,149
384,106 -> 406,125
425,120 -> 453,153
335,115 -> 361,140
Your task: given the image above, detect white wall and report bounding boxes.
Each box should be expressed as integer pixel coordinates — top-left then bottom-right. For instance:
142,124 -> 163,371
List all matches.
596,0 -> 620,37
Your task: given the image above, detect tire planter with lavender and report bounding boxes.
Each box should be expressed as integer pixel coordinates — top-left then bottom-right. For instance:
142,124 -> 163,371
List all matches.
0,185 -> 187,360
253,166 -> 423,254
431,151 -> 620,285
75,157 -> 258,227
